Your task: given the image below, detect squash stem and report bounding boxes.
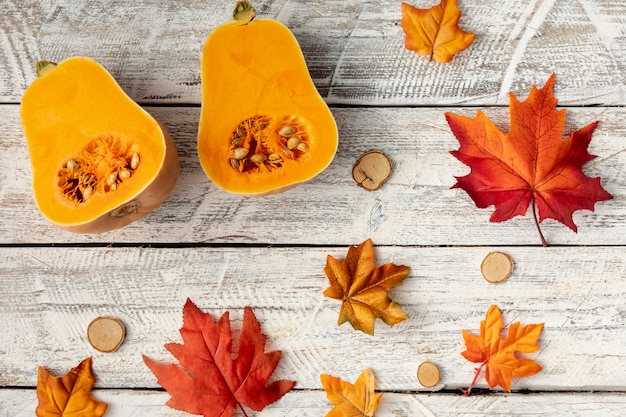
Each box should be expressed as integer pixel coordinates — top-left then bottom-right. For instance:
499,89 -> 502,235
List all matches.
233,0 -> 256,24
35,60 -> 57,78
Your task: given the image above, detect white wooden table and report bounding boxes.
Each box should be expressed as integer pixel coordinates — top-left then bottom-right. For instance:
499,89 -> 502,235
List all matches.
1,0 -> 626,415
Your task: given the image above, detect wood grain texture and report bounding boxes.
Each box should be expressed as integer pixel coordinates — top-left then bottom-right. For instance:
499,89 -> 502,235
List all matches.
3,389 -> 626,416
1,0 -> 625,105
1,105 -> 623,245
1,246 -> 625,391
1,0 -> 626,414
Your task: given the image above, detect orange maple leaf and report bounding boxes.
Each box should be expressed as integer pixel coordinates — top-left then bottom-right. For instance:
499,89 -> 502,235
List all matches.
323,239 -> 410,335
461,305 -> 544,395
36,357 -> 107,417
320,368 -> 383,417
401,0 -> 475,63
143,299 -> 295,417
446,73 -> 612,246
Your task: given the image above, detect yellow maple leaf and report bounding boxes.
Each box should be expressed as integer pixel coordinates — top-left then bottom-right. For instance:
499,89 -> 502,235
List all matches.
36,357 -> 108,417
401,0 -> 475,63
323,239 -> 410,335
320,368 -> 382,417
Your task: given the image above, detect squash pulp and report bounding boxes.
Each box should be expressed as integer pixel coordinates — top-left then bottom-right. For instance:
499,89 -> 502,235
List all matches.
198,8 -> 338,196
21,57 -> 180,233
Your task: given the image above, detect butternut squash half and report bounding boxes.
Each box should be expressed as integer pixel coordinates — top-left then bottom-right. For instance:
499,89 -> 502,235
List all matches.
198,1 -> 338,196
21,57 -> 179,233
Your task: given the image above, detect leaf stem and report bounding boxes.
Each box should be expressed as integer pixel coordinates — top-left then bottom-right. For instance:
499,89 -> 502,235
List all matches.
531,196 -> 548,247
239,403 -> 249,417
462,361 -> 486,396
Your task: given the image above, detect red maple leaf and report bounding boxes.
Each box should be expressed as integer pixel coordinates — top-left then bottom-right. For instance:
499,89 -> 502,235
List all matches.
143,299 -> 295,417
445,73 -> 612,245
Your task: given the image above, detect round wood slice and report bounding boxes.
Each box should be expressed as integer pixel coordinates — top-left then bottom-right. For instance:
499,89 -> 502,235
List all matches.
87,316 -> 126,352
352,150 -> 392,191
417,361 -> 440,388
481,252 -> 514,284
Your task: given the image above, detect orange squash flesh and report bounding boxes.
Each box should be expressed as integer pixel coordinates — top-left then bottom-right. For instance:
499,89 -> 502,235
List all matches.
198,11 -> 338,196
21,57 -> 179,233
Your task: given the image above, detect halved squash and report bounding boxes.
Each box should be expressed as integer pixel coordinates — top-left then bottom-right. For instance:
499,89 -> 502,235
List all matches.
197,1 -> 338,196
20,57 -> 179,233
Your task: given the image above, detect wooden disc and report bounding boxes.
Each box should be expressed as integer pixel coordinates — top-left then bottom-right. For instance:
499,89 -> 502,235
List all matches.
352,150 -> 392,191
417,361 -> 440,388
481,252 -> 514,284
87,316 -> 126,352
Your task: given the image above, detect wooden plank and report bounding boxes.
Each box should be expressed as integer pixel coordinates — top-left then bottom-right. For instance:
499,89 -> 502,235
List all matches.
1,246 -> 625,391
3,389 -> 626,416
1,0 -> 625,105
1,104 -> 624,245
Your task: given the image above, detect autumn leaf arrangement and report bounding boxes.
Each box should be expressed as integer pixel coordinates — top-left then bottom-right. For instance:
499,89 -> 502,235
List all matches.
320,239 -> 545,403
35,250 -> 545,417
33,1 -> 616,417
401,0 -> 612,245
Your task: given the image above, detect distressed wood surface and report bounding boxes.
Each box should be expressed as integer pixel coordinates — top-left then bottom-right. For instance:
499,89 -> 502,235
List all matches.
3,390 -> 626,416
1,246 -> 626,391
0,105 -> 624,246
2,0 -> 626,415
1,0 -> 625,106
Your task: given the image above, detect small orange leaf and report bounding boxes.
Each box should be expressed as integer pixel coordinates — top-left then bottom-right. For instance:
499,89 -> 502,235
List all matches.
401,0 -> 475,63
36,357 -> 108,417
323,239 -> 410,335
461,305 -> 544,395
321,368 -> 383,417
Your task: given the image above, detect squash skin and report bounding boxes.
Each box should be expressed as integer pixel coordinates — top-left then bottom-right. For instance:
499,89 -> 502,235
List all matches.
21,57 -> 180,233
198,18 -> 338,196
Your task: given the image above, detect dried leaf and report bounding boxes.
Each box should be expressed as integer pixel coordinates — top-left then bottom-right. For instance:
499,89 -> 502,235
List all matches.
143,299 -> 296,417
461,305 -> 544,395
320,368 -> 383,417
36,357 -> 107,417
324,239 -> 410,335
401,0 -> 475,63
446,73 -> 612,245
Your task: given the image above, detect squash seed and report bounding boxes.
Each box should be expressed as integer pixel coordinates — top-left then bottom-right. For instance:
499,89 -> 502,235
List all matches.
268,153 -> 283,163
250,153 -> 267,164
130,153 -> 140,170
82,186 -> 93,200
66,159 -> 77,170
278,125 -> 296,137
106,172 -> 118,186
287,137 -> 301,149
119,169 -> 131,180
230,158 -> 240,170
296,142 -> 308,152
232,147 -> 249,160
282,148 -> 294,159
